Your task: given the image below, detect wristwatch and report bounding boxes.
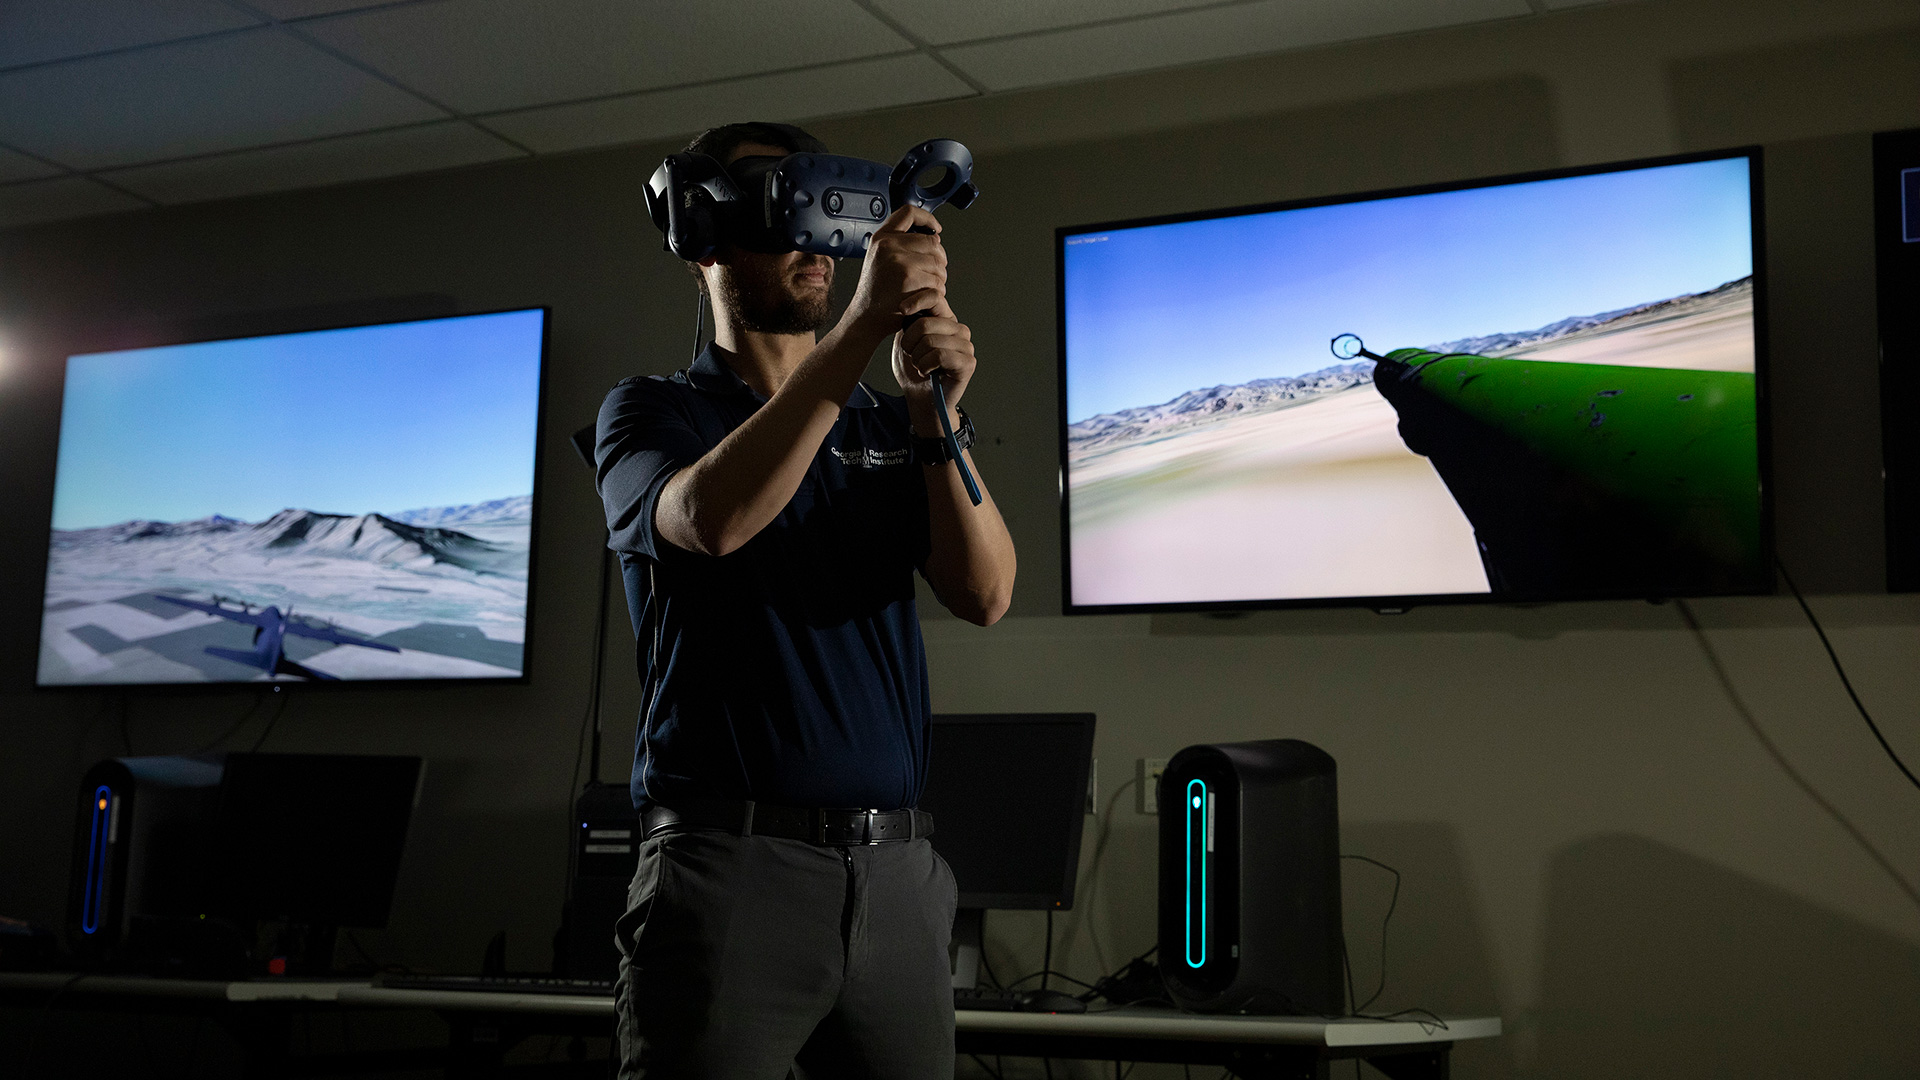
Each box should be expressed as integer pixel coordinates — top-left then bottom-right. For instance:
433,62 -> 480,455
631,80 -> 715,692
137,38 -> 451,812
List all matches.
911,406 -> 975,465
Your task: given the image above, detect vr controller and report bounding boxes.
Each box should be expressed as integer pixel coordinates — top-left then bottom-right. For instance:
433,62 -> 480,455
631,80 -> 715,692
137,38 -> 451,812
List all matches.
645,139 -> 979,261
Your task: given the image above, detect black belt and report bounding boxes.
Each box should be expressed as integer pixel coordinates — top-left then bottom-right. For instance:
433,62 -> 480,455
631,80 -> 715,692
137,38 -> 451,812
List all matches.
641,797 -> 933,845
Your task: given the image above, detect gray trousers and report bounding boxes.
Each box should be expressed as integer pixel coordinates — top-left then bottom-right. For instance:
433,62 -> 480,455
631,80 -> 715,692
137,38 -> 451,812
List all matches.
614,829 -> 957,1079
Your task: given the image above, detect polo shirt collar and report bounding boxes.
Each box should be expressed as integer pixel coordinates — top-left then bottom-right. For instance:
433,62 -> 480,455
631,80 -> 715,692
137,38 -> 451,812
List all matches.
687,345 -> 877,409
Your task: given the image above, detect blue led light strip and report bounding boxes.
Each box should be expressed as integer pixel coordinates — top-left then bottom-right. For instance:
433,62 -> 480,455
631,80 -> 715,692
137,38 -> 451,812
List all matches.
81,785 -> 111,935
1185,779 -> 1207,968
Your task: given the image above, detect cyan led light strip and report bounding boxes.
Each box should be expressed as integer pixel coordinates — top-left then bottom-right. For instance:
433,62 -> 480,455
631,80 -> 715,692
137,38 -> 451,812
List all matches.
81,785 -> 111,935
1185,779 -> 1207,968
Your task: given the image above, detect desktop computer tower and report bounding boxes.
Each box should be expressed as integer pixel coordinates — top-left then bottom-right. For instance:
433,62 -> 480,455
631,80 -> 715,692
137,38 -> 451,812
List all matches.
69,753 -> 422,975
1158,739 -> 1344,1015
553,782 -> 640,981
69,755 -> 226,968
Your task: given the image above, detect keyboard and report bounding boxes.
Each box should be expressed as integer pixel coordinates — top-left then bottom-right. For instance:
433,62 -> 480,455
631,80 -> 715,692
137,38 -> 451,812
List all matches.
379,975 -> 614,997
953,986 -> 1086,1013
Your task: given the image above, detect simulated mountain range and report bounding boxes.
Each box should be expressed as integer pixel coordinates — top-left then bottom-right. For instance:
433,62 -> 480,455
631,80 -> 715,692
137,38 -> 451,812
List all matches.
1068,362 -> 1375,453
1068,277 -> 1754,458
39,494 -> 532,685
1426,276 -> 1751,357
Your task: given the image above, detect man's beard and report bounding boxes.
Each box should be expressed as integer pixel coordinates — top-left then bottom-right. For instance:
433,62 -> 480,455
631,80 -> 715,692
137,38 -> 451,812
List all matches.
715,257 -> 835,335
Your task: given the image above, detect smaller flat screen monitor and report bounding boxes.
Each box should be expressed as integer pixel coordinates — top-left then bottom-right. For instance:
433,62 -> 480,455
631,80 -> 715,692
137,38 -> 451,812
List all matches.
36,308 -> 547,687
1059,150 -> 1769,612
920,713 -> 1096,910
213,753 -> 422,929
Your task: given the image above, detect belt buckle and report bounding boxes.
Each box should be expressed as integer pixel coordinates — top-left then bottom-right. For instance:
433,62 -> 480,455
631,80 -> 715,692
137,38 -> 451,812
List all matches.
813,810 -> 830,845
863,809 -> 880,846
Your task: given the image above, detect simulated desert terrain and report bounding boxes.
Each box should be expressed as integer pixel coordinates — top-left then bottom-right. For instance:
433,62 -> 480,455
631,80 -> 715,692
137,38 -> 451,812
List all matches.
1064,277 -> 1755,607
1069,387 -> 1489,606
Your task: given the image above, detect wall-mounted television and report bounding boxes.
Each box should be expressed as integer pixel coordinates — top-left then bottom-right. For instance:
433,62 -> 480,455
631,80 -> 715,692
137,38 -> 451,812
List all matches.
37,308 -> 548,687
1058,150 -> 1768,613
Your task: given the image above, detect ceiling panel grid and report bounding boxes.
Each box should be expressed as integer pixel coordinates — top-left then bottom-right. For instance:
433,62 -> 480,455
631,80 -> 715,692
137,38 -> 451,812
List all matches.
0,0 -> 1608,228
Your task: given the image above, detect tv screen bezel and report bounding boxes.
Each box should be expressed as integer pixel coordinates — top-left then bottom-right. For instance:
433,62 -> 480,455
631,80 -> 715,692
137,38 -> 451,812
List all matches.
1055,147 -> 1773,616
34,304 -> 553,693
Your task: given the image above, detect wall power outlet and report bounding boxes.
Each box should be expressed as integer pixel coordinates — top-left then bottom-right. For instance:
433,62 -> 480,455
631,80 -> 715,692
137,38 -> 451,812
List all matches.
1136,758 -> 1167,814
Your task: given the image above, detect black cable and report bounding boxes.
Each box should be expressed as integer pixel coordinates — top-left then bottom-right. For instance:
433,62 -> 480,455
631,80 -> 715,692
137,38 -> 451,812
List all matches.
585,542 -> 614,785
1071,775 -> 1139,975
1004,969 -> 1102,993
1042,910 -> 1053,992
1340,932 -> 1357,1016
1776,559 -> 1920,793
191,689 -> 268,753
247,688 -> 290,752
967,1054 -> 1004,1080
563,541 -> 616,902
692,289 -> 705,361
1677,598 -> 1920,909
21,972 -> 89,1073
1341,854 -> 1400,1012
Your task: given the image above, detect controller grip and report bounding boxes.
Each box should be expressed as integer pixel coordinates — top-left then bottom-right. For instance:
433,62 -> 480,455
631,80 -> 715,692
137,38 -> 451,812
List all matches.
899,308 -> 982,507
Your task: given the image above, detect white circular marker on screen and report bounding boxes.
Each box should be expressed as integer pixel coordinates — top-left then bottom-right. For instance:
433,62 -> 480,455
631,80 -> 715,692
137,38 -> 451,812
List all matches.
1192,795 -> 1202,808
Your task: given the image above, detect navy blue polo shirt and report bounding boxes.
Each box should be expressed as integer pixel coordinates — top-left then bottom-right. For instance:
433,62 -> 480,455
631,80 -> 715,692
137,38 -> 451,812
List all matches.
594,346 -> 933,814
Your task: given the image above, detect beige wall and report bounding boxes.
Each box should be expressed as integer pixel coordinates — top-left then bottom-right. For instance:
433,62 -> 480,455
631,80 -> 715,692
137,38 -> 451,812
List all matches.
2,0 -> 1918,1075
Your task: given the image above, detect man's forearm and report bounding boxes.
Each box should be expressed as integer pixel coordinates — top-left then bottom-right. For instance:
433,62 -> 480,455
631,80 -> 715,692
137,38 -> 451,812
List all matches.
657,321 -> 884,556
919,399 -> 1015,624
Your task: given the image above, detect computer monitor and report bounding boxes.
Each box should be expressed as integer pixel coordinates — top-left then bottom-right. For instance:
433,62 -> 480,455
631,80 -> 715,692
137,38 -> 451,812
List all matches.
37,307 -> 548,687
920,713 -> 1096,988
212,752 -> 423,930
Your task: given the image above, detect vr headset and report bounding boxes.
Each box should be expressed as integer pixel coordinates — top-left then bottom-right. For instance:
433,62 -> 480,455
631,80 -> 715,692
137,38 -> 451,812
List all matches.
645,138 -> 979,261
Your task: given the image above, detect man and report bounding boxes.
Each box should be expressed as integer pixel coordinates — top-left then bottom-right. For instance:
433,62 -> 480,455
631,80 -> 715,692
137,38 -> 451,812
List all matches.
594,121 -> 1016,1079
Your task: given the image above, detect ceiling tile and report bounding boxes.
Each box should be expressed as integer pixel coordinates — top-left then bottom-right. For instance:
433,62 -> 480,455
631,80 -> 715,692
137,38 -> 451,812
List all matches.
0,0 -> 260,71
0,146 -> 62,184
941,0 -> 1532,92
302,0 -> 913,114
0,176 -> 149,230
485,53 -> 975,155
868,0 -> 1223,47
101,121 -> 525,205
0,29 -> 447,171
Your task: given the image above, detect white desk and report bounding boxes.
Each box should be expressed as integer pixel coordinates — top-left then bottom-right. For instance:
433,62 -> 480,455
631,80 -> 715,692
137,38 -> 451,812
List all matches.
2,972 -> 1498,1079
339,985 -> 1496,1079
952,1006 -> 1496,1080
0,970 -> 366,1001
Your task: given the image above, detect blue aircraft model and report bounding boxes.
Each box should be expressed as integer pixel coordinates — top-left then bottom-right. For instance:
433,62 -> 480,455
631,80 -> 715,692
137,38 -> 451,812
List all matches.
155,594 -> 400,681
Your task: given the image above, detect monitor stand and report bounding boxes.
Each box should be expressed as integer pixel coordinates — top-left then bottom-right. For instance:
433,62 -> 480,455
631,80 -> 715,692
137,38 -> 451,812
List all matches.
949,908 -> 984,989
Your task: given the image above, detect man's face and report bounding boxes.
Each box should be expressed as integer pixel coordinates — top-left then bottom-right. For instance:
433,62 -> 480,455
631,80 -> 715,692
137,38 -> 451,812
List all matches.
707,141 -> 835,336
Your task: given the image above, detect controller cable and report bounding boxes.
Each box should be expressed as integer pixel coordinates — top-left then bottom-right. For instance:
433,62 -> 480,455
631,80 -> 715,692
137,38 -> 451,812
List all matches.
904,222 -> 983,507
691,288 -> 705,361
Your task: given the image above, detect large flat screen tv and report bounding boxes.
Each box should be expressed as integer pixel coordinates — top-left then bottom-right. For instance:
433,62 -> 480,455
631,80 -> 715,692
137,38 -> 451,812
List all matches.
37,308 -> 548,686
1059,150 -> 1768,613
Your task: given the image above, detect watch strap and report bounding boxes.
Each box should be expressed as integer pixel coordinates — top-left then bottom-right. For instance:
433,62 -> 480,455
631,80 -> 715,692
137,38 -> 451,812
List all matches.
912,406 -> 973,465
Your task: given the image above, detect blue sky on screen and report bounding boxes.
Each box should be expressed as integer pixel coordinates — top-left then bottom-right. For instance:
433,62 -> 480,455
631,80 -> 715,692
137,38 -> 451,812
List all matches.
1063,157 -> 1753,422
50,309 -> 544,530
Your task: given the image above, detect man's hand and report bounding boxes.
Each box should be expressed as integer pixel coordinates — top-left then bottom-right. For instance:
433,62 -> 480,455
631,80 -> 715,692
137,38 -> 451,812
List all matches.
892,301 -> 974,429
845,205 -> 948,341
